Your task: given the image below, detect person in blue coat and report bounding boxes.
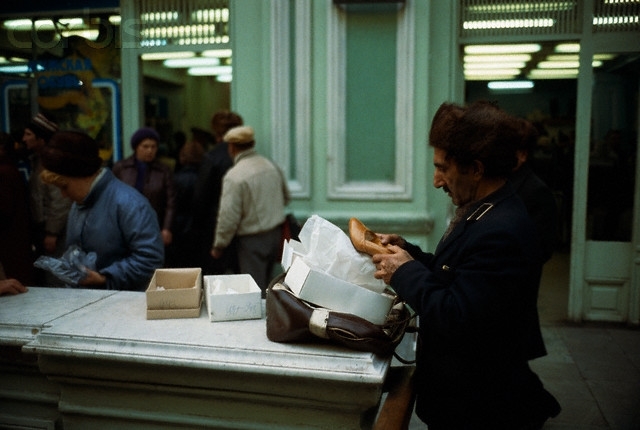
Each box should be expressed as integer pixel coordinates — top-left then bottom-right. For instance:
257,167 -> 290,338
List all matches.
39,130 -> 164,291
372,101 -> 560,429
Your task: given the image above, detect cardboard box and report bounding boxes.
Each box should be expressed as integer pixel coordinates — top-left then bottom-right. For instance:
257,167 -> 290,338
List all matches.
204,274 -> 262,322
146,268 -> 202,320
284,258 -> 394,325
280,239 -> 307,272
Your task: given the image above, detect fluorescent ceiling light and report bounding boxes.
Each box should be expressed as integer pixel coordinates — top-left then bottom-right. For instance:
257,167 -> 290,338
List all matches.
192,8 -> 229,22
141,51 -> 195,61
141,25 -> 217,39
467,2 -> 575,12
466,75 -> 518,81
3,19 -> 32,30
594,15 -> 639,25
538,60 -> 580,69
463,19 -> 554,30
216,74 -> 233,83
464,54 -> 532,63
555,43 -> 580,53
62,29 -> 99,40
488,80 -> 534,90
465,68 -> 521,76
594,53 -> 616,61
0,64 -> 44,73
202,49 -> 233,58
3,18 -> 84,31
163,57 -> 221,68
187,65 -> 232,76
546,54 -> 579,61
528,69 -> 578,79
142,12 -> 179,23
465,44 -> 541,54
465,62 -> 526,69
140,39 -> 168,48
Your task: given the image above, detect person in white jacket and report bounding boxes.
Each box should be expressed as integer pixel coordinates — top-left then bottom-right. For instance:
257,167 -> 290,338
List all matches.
210,126 -> 289,293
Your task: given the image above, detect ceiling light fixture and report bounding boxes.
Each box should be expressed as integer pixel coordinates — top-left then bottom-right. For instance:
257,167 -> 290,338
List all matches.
546,54 -> 579,61
466,2 -> 575,13
528,69 -> 579,79
538,60 -> 580,69
163,57 -> 221,68
465,44 -> 541,54
466,75 -> 519,81
594,15 -> 639,25
463,19 -> 554,30
62,29 -> 99,41
464,68 -> 521,76
192,8 -> 229,23
465,62 -> 527,70
554,43 -> 580,53
487,80 -> 534,90
187,65 -> 232,76
0,63 -> 44,74
464,54 -> 532,63
202,49 -> 233,58
141,51 -> 195,61
594,53 -> 616,61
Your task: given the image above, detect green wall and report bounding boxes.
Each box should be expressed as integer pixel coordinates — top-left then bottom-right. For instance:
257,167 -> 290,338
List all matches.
231,0 -> 460,250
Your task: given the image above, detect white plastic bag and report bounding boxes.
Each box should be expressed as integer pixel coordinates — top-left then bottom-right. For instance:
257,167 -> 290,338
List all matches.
297,215 -> 386,293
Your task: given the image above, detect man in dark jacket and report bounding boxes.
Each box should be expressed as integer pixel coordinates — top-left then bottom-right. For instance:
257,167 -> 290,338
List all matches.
372,101 -> 560,429
510,119 -> 558,263
190,110 -> 243,275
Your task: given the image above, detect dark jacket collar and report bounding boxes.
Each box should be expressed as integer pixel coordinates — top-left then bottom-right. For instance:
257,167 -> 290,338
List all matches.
436,182 -> 515,253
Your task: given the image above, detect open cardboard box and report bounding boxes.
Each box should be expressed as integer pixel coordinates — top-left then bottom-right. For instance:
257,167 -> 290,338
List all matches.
204,274 -> 262,322
146,268 -> 202,320
280,238 -> 307,272
284,258 -> 394,325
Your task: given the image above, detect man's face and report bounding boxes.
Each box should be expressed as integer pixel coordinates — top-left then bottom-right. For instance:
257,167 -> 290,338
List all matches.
134,138 -> 158,163
23,128 -> 44,151
432,147 -> 478,207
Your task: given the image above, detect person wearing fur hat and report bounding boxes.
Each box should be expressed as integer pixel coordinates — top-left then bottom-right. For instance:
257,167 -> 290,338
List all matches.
23,113 -> 72,286
40,130 -> 164,290
112,127 -> 176,248
211,125 -> 290,293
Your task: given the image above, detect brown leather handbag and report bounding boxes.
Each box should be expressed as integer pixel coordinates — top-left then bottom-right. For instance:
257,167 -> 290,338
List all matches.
265,273 -> 414,356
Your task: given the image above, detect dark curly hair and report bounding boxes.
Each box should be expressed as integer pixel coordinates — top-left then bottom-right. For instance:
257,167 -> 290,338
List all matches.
429,100 -> 522,179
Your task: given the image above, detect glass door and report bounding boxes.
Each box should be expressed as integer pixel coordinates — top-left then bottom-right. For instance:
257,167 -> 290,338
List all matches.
581,51 -> 640,322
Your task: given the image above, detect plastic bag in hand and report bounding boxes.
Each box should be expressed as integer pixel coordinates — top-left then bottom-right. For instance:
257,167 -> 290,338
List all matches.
34,245 -> 97,286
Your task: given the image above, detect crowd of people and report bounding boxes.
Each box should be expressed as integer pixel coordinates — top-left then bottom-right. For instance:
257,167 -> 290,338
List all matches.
0,109 -> 290,295
1,101 -> 562,427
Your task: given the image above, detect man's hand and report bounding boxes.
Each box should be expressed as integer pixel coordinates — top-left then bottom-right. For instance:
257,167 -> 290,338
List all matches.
0,279 -> 28,295
43,234 -> 58,254
210,247 -> 223,259
372,245 -> 413,285
377,233 -> 407,249
161,229 -> 173,246
79,270 -> 107,287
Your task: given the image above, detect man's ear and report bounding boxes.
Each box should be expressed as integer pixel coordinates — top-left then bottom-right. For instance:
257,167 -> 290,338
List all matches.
472,160 -> 485,178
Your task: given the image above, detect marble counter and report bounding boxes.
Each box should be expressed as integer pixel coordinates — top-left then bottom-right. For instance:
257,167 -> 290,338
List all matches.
1,287 -> 391,429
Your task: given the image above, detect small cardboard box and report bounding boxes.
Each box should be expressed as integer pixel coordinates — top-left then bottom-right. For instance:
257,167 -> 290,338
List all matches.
280,239 -> 307,272
284,258 -> 394,325
146,268 -> 202,320
204,274 -> 262,322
